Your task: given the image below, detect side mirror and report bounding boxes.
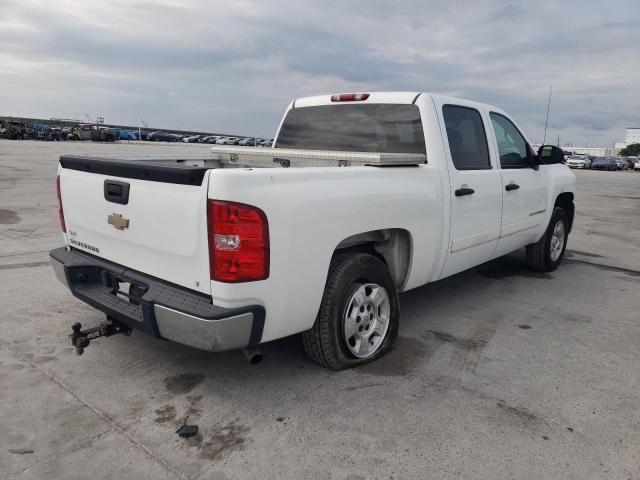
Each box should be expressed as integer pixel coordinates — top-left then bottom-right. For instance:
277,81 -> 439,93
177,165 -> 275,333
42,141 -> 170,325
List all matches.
537,145 -> 565,165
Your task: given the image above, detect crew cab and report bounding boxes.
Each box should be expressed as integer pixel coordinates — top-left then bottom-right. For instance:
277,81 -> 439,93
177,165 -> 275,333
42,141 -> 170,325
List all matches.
50,92 -> 575,369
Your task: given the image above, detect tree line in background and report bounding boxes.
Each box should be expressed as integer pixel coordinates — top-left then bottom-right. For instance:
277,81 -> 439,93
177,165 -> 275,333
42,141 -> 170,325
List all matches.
619,143 -> 640,157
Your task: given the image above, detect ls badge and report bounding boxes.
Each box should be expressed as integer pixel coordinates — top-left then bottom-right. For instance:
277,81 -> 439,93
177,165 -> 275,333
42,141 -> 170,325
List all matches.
108,213 -> 130,231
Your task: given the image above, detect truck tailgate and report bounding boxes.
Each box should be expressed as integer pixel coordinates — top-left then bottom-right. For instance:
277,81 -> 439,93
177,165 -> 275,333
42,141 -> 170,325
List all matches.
58,155 -> 212,295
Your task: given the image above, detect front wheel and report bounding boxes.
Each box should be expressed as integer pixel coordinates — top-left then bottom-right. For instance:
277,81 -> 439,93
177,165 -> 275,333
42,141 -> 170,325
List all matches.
302,253 -> 399,370
526,207 -> 569,272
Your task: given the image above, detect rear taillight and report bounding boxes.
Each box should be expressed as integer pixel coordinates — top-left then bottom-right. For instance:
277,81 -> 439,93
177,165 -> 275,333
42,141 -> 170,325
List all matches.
330,93 -> 370,102
208,200 -> 269,283
56,175 -> 66,233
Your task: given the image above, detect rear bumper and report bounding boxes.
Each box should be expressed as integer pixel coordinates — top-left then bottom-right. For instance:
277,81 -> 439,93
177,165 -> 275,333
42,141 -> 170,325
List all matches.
50,247 -> 265,352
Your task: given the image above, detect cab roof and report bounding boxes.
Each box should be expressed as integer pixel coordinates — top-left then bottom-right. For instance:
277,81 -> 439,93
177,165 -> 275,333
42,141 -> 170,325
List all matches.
292,91 -> 503,114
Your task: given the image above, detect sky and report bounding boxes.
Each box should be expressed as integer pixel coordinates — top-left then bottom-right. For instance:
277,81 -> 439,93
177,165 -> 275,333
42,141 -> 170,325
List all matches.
0,0 -> 638,145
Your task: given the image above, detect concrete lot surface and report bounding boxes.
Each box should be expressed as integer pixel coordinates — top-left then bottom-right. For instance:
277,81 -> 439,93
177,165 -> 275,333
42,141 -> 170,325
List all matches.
1,140 -> 638,479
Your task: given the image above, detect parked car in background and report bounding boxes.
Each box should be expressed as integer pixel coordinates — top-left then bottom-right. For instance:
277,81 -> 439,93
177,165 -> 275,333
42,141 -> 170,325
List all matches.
238,137 -> 259,146
47,127 -> 66,141
621,157 -> 635,170
590,157 -> 617,171
614,157 -> 626,170
106,128 -> 120,140
566,154 -> 591,169
634,158 -> 640,171
70,124 -> 117,142
119,130 -> 138,141
147,131 -> 178,142
0,120 -> 34,139
259,138 -> 274,147
183,135 -> 202,143
217,137 -> 239,145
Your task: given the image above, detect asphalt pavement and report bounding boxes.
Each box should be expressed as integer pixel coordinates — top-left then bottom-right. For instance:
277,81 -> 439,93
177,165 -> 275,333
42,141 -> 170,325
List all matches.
1,140 -> 638,480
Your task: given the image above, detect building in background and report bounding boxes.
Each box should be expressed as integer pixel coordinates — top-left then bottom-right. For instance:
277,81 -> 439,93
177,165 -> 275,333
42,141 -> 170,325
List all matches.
624,127 -> 640,144
613,127 -> 640,153
561,146 -> 616,156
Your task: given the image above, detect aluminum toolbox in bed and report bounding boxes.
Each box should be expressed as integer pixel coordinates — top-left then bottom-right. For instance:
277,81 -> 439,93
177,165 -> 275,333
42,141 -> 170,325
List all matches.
209,146 -> 427,168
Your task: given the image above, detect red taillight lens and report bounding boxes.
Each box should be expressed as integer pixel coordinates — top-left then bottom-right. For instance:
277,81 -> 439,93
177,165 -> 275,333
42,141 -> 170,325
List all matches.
56,175 -> 66,233
330,93 -> 370,102
208,200 -> 269,283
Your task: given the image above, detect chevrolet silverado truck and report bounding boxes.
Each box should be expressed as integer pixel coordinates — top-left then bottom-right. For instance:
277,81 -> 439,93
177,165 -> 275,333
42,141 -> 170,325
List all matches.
50,92 -> 575,369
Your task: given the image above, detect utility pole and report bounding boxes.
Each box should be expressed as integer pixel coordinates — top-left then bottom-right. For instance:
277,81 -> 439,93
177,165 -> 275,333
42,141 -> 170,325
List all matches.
557,135 -> 560,147
543,86 -> 553,144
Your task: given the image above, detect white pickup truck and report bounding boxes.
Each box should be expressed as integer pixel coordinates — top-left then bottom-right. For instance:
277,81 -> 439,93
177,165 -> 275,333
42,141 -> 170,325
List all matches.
51,92 -> 575,369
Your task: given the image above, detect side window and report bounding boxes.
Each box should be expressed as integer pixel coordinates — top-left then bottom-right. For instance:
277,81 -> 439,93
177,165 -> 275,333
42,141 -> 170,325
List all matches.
490,113 -> 530,168
442,105 -> 491,170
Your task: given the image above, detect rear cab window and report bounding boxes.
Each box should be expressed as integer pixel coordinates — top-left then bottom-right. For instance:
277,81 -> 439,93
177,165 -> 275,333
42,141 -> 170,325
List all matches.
275,104 -> 426,154
442,105 -> 491,170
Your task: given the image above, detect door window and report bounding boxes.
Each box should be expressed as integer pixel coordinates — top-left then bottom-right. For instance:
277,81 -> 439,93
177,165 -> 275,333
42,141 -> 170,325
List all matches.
442,105 -> 491,170
490,113 -> 530,168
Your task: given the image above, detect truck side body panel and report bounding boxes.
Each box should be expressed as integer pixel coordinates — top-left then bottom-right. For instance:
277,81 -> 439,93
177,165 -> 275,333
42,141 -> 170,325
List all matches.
207,165 -> 443,342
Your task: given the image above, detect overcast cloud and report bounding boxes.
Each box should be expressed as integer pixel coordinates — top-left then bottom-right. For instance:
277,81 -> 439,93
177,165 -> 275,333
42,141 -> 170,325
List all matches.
0,0 -> 638,144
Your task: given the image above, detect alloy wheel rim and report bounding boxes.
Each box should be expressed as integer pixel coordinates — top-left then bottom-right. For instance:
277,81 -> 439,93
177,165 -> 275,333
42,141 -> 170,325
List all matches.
343,283 -> 390,358
550,220 -> 565,262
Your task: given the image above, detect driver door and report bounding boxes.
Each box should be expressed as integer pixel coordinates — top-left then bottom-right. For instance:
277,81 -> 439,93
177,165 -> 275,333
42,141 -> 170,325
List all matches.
488,112 -> 548,256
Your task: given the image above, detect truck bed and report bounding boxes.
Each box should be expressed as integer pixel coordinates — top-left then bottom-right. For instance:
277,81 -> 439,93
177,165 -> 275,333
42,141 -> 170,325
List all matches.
60,145 -> 428,187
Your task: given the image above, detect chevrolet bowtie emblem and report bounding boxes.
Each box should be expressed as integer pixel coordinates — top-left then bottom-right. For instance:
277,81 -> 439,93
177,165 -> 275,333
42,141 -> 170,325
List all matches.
108,213 -> 130,231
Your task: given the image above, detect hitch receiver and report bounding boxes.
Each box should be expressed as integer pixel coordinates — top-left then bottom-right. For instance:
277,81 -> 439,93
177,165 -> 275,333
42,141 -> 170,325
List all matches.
70,319 -> 132,355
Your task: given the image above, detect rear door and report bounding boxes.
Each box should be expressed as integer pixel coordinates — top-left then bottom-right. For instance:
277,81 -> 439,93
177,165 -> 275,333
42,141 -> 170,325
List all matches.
59,158 -> 212,294
487,112 -> 548,255
436,102 -> 502,278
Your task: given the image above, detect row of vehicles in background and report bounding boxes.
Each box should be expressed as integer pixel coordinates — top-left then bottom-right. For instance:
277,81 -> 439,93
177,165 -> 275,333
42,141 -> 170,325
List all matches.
565,153 -> 639,171
113,129 -> 274,146
0,120 -> 71,141
180,135 -> 273,147
0,120 -> 272,147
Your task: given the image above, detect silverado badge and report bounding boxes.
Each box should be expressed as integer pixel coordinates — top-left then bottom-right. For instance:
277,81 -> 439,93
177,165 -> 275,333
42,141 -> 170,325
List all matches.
108,213 -> 130,231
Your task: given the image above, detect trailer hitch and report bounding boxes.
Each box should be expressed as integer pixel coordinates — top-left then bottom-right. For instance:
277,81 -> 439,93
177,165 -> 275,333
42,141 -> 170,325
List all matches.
69,319 -> 132,355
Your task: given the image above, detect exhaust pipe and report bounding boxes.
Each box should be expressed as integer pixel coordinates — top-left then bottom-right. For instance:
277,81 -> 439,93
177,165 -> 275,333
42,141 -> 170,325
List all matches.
242,347 -> 263,365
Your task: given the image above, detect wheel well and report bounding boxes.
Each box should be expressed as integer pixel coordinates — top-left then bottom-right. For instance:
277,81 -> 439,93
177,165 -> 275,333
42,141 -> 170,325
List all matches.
333,229 -> 412,290
555,192 -> 575,231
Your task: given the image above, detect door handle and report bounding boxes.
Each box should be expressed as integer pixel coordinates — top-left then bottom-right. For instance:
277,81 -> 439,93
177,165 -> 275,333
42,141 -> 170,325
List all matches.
455,187 -> 475,197
505,183 -> 520,191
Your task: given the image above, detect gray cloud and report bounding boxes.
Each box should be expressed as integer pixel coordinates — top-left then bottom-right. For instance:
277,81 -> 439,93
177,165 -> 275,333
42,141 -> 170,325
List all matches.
0,0 -> 638,143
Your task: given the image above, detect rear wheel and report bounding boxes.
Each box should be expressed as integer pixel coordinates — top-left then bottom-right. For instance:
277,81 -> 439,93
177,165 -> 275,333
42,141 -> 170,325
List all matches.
526,207 -> 569,272
302,253 -> 399,370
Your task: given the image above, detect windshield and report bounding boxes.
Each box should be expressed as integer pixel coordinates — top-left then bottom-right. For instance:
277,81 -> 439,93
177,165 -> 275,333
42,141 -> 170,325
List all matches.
275,104 -> 426,154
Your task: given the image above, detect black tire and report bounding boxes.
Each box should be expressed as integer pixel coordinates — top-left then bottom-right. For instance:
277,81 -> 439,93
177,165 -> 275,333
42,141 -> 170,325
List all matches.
526,207 -> 569,272
302,253 -> 399,370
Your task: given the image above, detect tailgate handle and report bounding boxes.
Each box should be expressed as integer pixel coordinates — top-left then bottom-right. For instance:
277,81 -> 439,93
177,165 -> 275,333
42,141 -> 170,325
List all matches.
104,180 -> 130,205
